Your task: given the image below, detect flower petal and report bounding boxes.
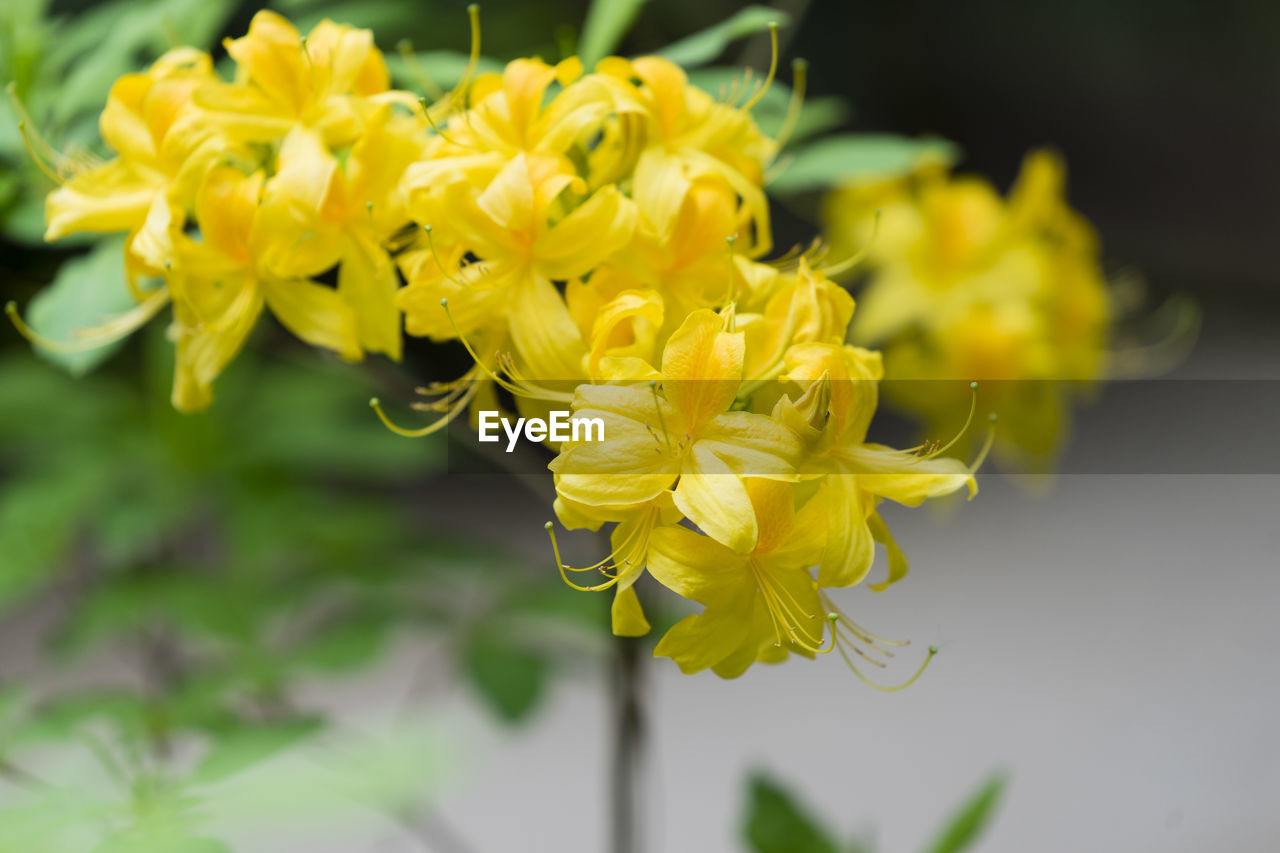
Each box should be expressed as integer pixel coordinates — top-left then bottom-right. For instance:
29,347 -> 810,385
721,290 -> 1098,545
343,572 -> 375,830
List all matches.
263,278 -> 362,361
673,442 -> 757,553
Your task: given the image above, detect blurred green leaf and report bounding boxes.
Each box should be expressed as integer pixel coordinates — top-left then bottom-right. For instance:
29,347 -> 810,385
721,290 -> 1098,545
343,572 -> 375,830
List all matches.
193,718 -> 322,785
579,0 -> 650,68
743,774 -> 841,853
658,6 -> 789,68
922,774 -> 1007,853
294,618 -> 389,673
19,237 -> 140,376
769,134 -> 960,194
0,459 -> 114,608
463,632 -> 548,722
47,0 -> 234,126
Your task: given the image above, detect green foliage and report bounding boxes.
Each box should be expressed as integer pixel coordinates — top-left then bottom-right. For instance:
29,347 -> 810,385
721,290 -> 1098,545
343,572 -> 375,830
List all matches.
579,0 -> 651,68
744,774 -> 841,853
769,134 -> 961,194
193,718 -> 324,785
657,6 -> 790,68
0,327 -> 601,847
463,631 -> 549,722
17,237 -> 140,376
923,775 -> 1008,853
742,772 -> 1008,853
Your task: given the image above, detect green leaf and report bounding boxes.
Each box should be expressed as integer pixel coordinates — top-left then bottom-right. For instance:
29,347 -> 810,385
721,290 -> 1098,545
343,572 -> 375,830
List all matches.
463,632 -> 548,723
743,773 -> 841,853
923,774 -> 1008,853
193,718 -> 323,786
579,0 -> 650,68
769,134 -> 960,194
0,459 -> 115,609
19,237 -> 141,376
294,618 -> 388,673
657,6 -> 790,68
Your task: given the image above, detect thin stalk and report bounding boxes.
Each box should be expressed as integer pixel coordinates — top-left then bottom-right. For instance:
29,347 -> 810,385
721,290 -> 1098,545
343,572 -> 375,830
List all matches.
610,627 -> 645,853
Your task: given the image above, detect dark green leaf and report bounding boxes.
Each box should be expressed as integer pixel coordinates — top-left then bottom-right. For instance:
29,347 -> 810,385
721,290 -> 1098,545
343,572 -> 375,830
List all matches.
923,774 -> 1007,853
743,773 -> 841,853
769,134 -> 960,194
463,632 -> 548,722
658,6 -> 790,68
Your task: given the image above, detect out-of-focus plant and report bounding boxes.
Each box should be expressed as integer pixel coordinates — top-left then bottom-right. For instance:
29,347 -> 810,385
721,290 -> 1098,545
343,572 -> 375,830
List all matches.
742,771 -> 1007,853
0,330 -> 603,849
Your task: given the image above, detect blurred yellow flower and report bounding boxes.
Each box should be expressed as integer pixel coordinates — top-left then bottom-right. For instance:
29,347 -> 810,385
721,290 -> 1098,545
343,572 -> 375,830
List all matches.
824,150 -> 1111,467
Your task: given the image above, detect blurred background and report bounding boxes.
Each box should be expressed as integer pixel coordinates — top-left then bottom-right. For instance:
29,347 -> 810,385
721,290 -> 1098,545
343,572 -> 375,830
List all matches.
1,0 -> 1278,851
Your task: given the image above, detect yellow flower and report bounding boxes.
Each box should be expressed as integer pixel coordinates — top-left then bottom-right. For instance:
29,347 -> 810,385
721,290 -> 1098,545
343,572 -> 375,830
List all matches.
44,47 -> 225,241
602,174 -> 759,319
648,478 -> 826,677
551,308 -> 801,553
137,164 -> 361,411
823,150 -> 1112,467
195,10 -> 401,147
254,107 -> 428,360
549,492 -> 682,638
445,57 -> 609,158
780,342 -> 976,588
399,151 -> 635,379
596,56 -> 776,258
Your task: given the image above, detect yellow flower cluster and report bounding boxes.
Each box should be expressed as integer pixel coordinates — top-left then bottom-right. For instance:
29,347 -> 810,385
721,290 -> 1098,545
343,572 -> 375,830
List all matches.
33,11 -> 426,409
823,152 -> 1111,467
29,11 -> 983,680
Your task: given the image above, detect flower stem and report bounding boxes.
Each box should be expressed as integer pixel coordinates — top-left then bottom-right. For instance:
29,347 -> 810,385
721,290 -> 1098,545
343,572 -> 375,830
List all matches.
610,629 -> 645,853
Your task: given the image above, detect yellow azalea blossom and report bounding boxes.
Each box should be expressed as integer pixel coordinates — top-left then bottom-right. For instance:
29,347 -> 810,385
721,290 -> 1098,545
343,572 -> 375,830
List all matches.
443,57 -> 620,159
780,342 -> 976,588
824,150 -> 1111,467
598,174 -> 760,320
133,164 -> 361,411
595,56 -> 777,258
550,308 -> 801,554
195,10 -> 402,147
741,257 -> 854,381
648,478 -> 826,677
255,108 -> 429,360
550,491 -> 683,637
399,151 -> 635,379
44,47 -> 226,242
